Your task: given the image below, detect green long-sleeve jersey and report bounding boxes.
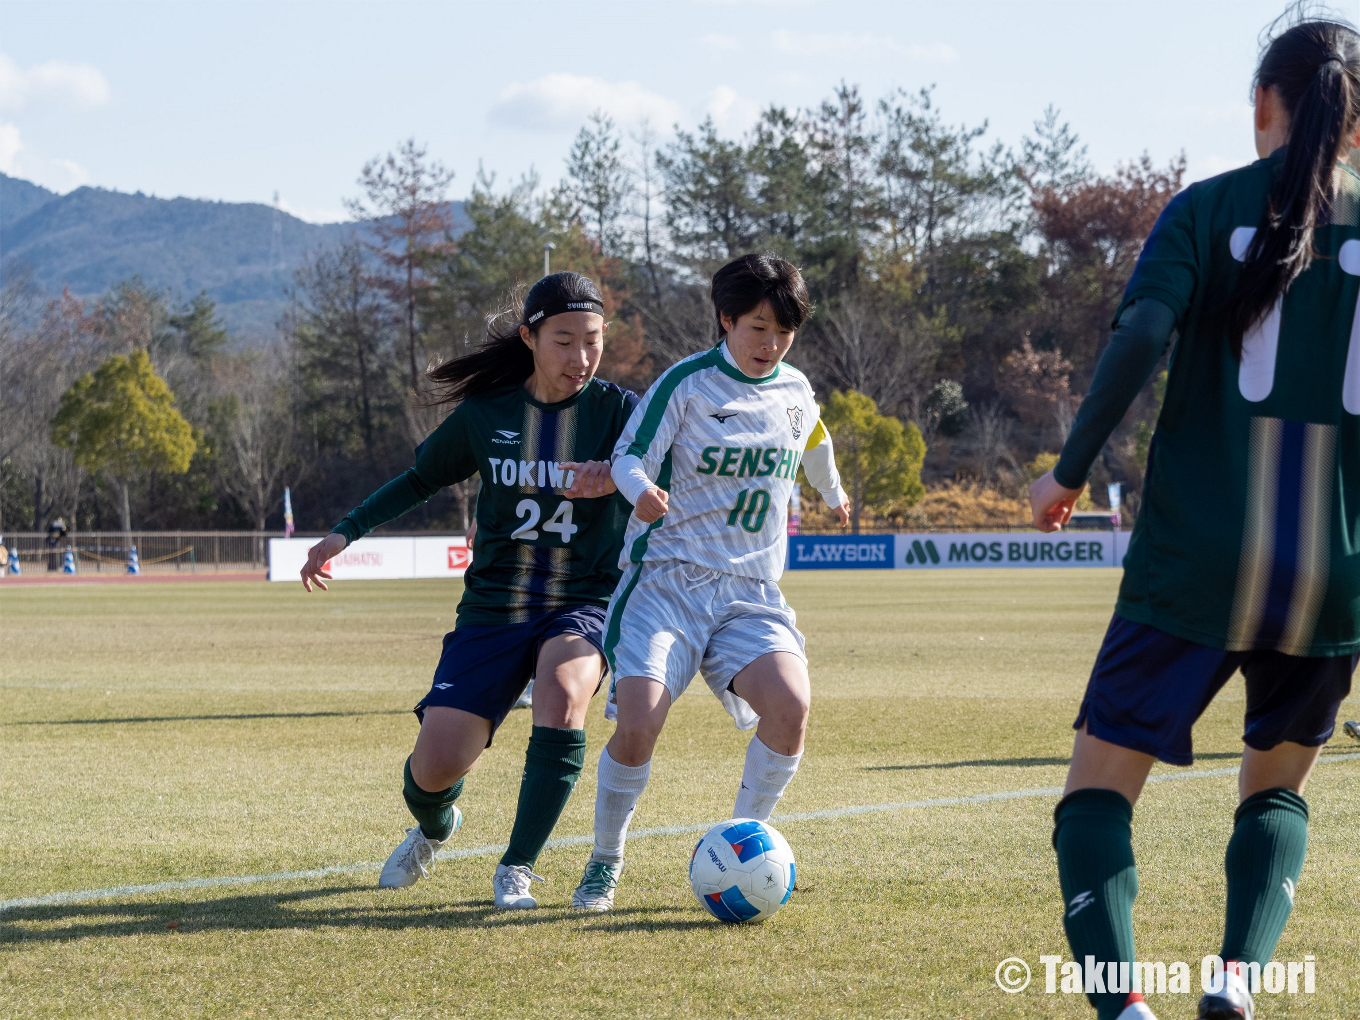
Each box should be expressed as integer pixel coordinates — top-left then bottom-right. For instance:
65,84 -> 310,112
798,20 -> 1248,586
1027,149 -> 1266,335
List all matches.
1057,150 -> 1360,655
332,378 -> 639,624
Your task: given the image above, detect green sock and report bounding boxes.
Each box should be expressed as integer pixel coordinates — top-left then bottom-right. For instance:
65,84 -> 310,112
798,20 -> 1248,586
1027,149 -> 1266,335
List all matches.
1220,787 -> 1309,967
402,757 -> 464,842
1053,789 -> 1138,1020
500,726 -> 587,869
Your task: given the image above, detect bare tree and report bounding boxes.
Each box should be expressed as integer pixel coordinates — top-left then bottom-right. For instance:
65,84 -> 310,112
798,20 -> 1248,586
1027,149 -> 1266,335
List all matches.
631,119 -> 665,303
217,348 -> 299,531
967,400 -> 1017,484
0,285 -> 104,532
812,288 -> 939,416
348,139 -> 455,392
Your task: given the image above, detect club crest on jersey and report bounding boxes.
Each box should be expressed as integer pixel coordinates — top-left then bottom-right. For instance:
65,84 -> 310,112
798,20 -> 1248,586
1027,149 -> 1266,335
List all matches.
786,406 -> 804,441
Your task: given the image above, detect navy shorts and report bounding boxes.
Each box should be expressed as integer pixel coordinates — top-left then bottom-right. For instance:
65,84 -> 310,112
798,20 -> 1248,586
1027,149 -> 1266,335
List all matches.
1076,614 -> 1354,766
415,604 -> 607,745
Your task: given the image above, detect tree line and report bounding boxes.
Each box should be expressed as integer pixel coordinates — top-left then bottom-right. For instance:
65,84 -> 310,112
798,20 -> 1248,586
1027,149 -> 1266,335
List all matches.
1,84 -> 1183,535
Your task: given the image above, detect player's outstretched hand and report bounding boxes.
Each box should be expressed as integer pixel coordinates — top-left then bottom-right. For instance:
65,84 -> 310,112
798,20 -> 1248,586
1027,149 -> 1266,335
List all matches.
1029,470 -> 1083,533
301,533 -> 346,592
635,486 -> 670,523
833,499 -> 851,527
560,460 -> 616,499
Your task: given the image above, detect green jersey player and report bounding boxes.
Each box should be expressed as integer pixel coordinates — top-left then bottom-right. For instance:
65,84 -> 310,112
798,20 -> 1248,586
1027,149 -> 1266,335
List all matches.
570,254 -> 850,912
1030,14 -> 1360,1020
300,272 -> 638,910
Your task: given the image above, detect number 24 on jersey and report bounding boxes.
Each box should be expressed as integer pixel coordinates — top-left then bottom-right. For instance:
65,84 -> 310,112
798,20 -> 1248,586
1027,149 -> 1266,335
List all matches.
511,499 -> 579,543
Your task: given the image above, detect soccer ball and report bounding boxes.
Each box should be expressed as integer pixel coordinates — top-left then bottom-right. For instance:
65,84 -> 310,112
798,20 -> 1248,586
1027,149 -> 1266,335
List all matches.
689,818 -> 795,923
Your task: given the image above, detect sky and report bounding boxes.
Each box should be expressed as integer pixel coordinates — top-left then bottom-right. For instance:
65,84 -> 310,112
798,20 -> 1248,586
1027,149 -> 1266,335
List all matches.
0,0 -> 1335,223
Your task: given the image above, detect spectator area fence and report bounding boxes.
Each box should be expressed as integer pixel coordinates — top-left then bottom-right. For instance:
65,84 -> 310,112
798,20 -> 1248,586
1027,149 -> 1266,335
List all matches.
0,515 -> 1124,577
0,531 -> 288,575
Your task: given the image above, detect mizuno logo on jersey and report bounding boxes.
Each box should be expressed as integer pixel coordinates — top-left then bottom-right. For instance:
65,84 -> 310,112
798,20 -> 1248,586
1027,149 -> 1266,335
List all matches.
487,457 -> 574,489
710,411 -> 738,424
695,446 -> 801,479
492,430 -> 521,445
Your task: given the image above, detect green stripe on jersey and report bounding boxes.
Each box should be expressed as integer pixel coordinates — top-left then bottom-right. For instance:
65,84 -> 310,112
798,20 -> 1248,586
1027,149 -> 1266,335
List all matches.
713,352 -> 781,385
626,350 -> 720,459
627,448 -> 673,563
602,563 -> 645,675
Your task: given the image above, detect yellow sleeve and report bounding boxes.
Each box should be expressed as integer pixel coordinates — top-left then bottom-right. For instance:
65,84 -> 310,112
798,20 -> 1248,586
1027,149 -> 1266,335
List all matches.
804,417 -> 828,451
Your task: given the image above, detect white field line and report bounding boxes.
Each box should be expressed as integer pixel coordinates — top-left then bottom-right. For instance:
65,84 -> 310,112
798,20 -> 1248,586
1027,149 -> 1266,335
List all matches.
3,752 -> 1357,914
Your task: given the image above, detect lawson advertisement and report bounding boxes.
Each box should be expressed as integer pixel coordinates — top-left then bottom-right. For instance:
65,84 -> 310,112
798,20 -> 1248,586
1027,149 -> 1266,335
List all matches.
787,531 -> 1131,570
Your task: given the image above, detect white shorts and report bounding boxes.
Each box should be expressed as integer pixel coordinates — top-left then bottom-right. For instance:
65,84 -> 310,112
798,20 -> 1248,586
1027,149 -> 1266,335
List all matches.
603,559 -> 806,730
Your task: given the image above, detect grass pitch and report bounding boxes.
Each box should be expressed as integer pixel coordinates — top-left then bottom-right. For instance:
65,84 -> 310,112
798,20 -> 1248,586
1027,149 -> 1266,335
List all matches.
2,570 -> 1357,1019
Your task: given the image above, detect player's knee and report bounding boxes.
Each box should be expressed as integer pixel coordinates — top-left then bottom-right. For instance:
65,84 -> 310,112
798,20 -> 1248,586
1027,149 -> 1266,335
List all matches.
764,694 -> 809,739
411,748 -> 470,791
610,722 -> 661,766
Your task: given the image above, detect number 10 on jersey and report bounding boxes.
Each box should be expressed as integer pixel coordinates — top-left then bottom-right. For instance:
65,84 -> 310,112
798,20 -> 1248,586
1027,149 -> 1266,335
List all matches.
726,488 -> 771,533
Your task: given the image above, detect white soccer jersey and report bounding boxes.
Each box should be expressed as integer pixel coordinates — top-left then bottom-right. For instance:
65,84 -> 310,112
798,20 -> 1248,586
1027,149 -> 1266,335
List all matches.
611,343 -> 846,580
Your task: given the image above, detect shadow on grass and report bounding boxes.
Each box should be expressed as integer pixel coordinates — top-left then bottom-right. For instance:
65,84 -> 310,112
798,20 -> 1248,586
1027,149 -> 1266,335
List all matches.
0,886 -> 708,943
6,710 -> 410,727
865,750 -> 1253,772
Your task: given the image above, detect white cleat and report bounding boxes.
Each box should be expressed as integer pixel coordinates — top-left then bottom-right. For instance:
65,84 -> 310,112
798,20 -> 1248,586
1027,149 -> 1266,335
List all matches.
493,863 -> 544,909
378,807 -> 461,889
1117,996 -> 1158,1020
571,858 -> 622,912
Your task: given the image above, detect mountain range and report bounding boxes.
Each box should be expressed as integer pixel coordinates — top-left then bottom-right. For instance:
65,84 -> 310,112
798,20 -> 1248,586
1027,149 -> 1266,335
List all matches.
0,173 -> 466,335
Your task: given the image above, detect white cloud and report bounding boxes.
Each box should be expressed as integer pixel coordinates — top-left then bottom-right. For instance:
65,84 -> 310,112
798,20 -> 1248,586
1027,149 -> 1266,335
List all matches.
772,30 -> 957,63
277,196 -> 351,225
706,85 -> 762,132
1185,153 -> 1249,184
0,127 -> 89,192
0,53 -> 111,111
0,121 -> 20,173
489,73 -> 686,133
54,157 -> 89,189
701,32 -> 740,51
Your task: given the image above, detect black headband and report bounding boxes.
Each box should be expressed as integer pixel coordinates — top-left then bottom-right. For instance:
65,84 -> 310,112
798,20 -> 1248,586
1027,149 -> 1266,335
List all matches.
525,297 -> 604,325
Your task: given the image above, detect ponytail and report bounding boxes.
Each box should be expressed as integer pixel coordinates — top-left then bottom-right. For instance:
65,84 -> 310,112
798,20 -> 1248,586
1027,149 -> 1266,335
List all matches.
1228,14 -> 1360,357
425,271 -> 605,406
425,294 -> 535,406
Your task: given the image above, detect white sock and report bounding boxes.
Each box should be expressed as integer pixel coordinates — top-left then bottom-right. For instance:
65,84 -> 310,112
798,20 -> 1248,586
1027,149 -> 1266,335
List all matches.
592,746 -> 650,862
733,735 -> 801,821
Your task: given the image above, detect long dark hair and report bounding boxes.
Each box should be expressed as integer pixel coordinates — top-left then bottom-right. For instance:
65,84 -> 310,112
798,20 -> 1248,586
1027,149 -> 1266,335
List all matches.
426,272 -> 605,405
1228,11 -> 1360,356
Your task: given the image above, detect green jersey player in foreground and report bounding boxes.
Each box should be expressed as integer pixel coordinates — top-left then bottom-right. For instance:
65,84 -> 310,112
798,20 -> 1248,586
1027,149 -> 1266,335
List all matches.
1030,14 -> 1360,1020
300,273 -> 638,910
570,254 -> 851,912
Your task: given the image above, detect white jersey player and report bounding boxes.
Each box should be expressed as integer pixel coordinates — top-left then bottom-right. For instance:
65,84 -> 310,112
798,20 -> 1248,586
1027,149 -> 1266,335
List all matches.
572,254 -> 850,912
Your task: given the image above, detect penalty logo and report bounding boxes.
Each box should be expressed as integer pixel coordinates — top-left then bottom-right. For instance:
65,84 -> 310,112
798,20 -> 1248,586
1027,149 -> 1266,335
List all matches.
786,406 -> 803,441
1067,890 -> 1095,918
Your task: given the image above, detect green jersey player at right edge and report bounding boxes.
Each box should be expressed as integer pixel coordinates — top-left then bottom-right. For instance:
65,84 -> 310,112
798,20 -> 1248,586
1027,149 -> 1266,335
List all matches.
571,254 -> 851,911
1029,12 -> 1360,1020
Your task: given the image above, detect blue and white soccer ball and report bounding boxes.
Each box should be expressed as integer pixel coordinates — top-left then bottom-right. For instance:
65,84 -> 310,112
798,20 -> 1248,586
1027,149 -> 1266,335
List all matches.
689,818 -> 795,923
